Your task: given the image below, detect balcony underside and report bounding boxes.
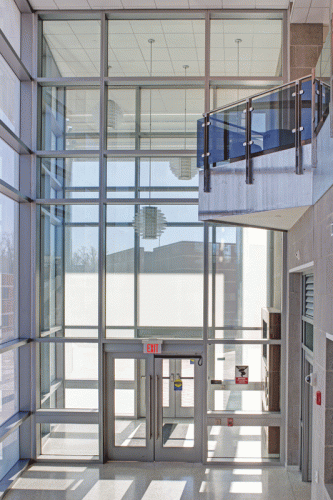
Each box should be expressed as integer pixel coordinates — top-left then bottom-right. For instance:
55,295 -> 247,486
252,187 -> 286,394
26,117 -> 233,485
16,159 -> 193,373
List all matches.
199,144 -> 314,231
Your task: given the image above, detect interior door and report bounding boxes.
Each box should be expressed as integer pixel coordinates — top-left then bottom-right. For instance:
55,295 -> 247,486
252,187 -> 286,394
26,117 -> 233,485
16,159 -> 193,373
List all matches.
106,352 -> 202,462
154,356 -> 201,462
106,354 -> 154,461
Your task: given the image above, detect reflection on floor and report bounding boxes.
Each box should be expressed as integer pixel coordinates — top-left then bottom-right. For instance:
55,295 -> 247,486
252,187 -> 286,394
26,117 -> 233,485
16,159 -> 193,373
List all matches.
115,418 -> 194,448
208,426 -> 279,461
4,463 -> 311,500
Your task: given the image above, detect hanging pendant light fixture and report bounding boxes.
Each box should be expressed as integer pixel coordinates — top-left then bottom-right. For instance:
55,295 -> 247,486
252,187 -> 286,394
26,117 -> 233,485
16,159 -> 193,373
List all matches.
133,39 -> 167,240
169,64 -> 197,180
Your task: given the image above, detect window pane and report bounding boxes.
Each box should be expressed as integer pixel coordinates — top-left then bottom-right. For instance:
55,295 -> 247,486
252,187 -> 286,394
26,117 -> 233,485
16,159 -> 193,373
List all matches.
0,0 -> 21,56
0,195 -> 18,344
140,88 -> 204,150
40,157 -> 99,199
207,343 -> 280,412
209,226 -> 268,334
40,205 -> 98,337
207,426 -> 280,461
40,343 -> 98,409
0,428 -> 19,480
107,88 -> 136,150
108,19 -> 205,77
0,140 -> 19,189
0,55 -> 20,136
210,19 -> 282,77
40,87 -> 100,151
0,350 -> 19,424
40,423 -> 99,456
42,20 -> 101,78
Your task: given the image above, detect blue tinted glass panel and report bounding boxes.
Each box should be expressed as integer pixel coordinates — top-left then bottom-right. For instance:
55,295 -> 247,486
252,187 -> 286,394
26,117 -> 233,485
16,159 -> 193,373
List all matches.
301,79 -> 312,141
252,86 -> 295,154
209,103 -> 246,165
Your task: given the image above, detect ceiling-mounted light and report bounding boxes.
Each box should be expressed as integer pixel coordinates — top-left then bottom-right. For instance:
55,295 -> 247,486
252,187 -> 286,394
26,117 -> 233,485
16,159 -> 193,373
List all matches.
133,206 -> 167,240
169,64 -> 197,180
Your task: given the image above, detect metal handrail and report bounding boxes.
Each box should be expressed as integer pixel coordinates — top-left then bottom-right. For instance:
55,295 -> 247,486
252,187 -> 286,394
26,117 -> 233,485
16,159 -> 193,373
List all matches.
199,71 -> 331,192
207,74 -> 313,117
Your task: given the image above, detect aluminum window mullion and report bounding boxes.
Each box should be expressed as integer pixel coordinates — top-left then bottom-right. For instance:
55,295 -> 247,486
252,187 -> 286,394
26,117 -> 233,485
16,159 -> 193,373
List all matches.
0,30 -> 31,81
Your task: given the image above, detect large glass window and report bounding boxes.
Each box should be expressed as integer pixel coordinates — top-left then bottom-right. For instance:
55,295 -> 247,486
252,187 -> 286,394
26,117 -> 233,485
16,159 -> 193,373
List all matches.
108,19 -> 205,77
41,20 -> 101,78
40,86 -> 100,151
0,0 -> 21,56
0,55 -> 20,136
0,195 -> 18,345
40,205 -> 98,338
210,19 -> 283,77
40,342 -> 98,409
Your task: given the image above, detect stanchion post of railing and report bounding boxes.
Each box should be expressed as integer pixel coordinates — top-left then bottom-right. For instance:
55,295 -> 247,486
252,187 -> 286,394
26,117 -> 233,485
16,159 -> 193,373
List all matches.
244,98 -> 253,184
311,68 -> 317,168
293,80 -> 303,175
203,112 -> 211,192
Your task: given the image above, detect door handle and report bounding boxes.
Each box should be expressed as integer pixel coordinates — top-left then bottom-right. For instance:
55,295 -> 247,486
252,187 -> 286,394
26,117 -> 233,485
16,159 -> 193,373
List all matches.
148,375 -> 153,439
155,375 -> 159,440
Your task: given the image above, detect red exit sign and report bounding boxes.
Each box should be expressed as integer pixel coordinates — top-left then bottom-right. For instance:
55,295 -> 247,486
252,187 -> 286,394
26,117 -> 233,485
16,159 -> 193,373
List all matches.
143,342 -> 162,354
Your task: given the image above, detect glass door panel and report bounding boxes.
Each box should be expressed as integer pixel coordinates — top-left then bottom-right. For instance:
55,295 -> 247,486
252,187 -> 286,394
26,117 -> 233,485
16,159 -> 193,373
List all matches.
107,355 -> 154,461
155,356 -> 202,462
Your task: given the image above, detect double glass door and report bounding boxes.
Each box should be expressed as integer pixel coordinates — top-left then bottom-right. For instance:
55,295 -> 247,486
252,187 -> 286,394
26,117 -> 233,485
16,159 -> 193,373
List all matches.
106,352 -> 202,462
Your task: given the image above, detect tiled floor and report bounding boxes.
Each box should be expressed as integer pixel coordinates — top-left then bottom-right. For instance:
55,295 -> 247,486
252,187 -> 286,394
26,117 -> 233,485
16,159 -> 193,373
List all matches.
4,462 -> 311,500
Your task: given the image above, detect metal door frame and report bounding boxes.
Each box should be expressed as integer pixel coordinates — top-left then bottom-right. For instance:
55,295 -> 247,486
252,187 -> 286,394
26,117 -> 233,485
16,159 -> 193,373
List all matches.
105,345 -> 204,463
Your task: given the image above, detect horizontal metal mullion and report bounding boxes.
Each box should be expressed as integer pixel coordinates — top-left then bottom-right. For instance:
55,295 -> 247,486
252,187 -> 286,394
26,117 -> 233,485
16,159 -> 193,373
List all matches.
37,150 -> 99,158
0,412 -> 30,444
208,339 -> 281,345
214,326 -> 262,330
0,121 -> 31,154
207,413 -> 281,427
36,77 -> 100,87
40,326 -> 63,337
106,198 -> 199,205
0,180 -> 32,203
0,338 -> 30,354
105,150 -> 196,157
36,198 -> 100,205
65,380 -> 98,389
36,337 -> 98,343
35,410 -> 99,424
37,150 -> 197,158
0,30 -> 31,81
106,76 -> 205,86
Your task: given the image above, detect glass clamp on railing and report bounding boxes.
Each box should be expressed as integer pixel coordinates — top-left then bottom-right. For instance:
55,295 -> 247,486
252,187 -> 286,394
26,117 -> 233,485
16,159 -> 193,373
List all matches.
243,140 -> 253,146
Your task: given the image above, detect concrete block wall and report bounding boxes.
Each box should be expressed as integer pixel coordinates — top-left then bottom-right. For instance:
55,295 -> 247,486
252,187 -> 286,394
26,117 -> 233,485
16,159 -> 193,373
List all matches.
287,183 -> 333,499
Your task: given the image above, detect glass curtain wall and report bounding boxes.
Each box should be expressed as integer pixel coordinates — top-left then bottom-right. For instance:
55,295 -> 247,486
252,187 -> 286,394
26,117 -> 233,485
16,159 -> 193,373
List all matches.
0,0 -> 25,482
37,11 -> 285,461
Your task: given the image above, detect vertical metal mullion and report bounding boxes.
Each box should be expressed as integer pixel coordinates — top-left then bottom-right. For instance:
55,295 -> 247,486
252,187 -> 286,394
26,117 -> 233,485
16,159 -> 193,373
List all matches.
311,69 -> 317,167
245,98 -> 253,185
202,222 -> 209,464
295,81 -> 302,175
203,12 -> 211,193
98,12 -> 107,463
134,87 -> 140,339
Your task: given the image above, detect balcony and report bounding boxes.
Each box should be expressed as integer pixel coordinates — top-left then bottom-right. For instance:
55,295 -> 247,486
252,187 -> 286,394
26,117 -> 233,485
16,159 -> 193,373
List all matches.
197,75 -> 331,230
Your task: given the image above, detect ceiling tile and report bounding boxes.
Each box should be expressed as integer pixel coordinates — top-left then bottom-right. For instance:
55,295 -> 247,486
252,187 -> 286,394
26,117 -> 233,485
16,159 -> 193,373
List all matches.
223,0 -> 256,8
292,0 -> 311,7
31,0 -> 58,7
290,7 -> 309,22
54,0 -> 91,7
310,0 -> 330,7
189,0 -> 222,7
307,7 -> 330,22
121,0 -> 157,8
87,0 -> 123,7
255,0 -> 289,7
155,0 -> 189,8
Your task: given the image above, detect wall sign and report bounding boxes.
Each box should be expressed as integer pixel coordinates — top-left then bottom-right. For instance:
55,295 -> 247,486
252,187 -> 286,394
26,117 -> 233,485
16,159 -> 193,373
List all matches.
235,365 -> 249,384
174,379 -> 182,391
142,340 -> 162,354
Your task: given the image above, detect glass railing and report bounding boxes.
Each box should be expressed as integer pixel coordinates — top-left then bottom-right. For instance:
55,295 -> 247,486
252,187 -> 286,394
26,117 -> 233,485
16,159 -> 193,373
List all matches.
198,74 -> 330,190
